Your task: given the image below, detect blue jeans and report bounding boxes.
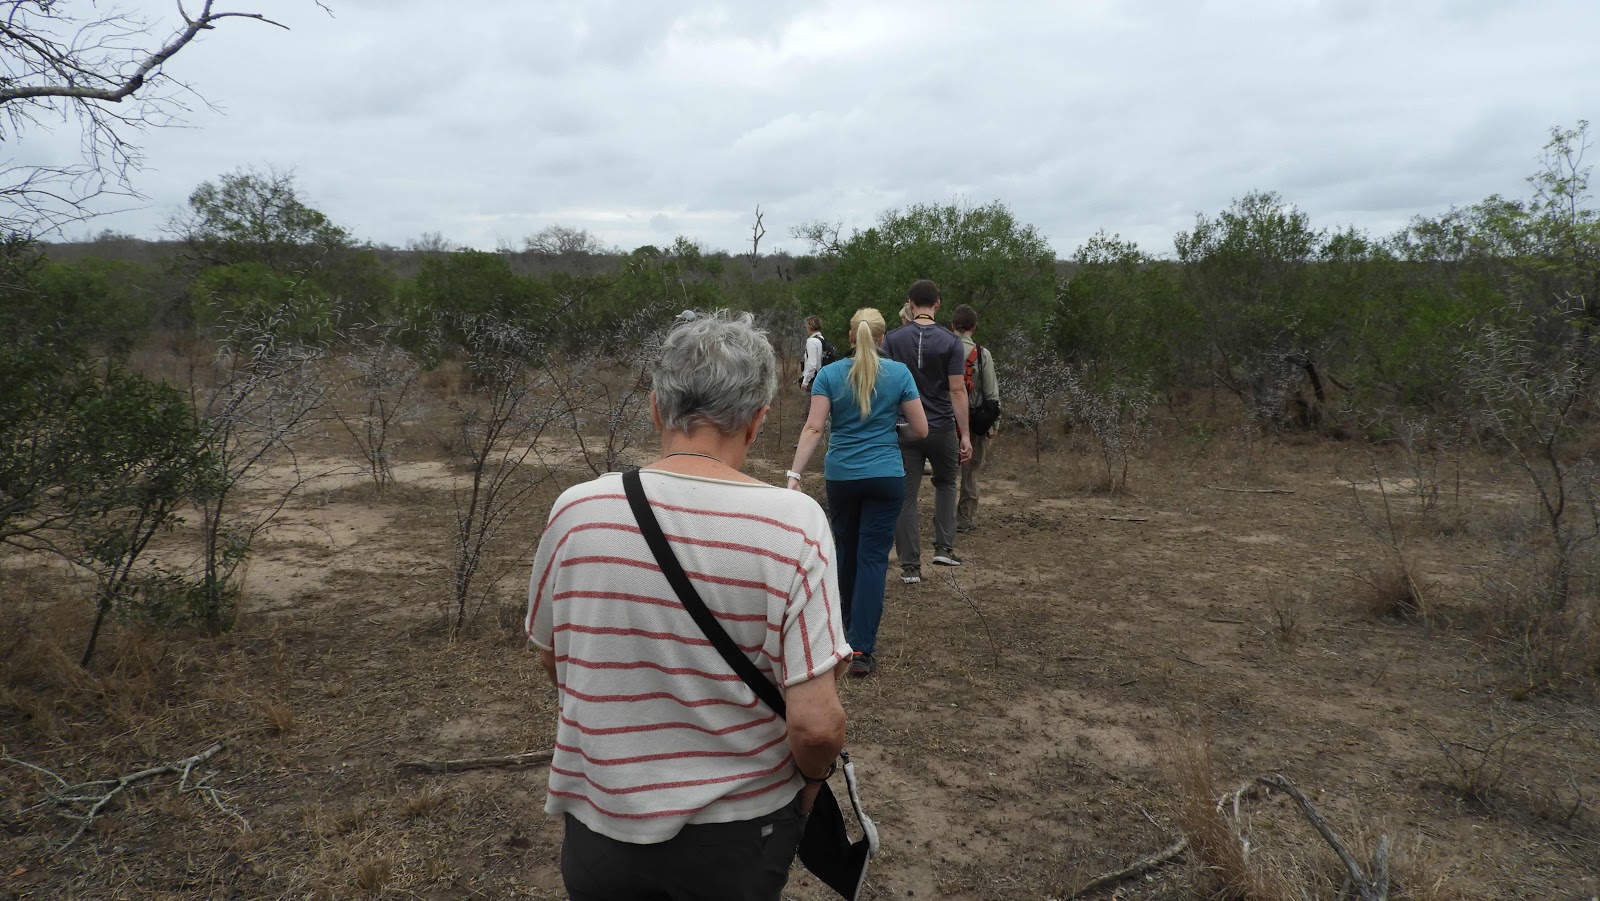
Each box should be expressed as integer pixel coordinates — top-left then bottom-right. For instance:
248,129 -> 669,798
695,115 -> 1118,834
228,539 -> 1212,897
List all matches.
825,476 -> 905,655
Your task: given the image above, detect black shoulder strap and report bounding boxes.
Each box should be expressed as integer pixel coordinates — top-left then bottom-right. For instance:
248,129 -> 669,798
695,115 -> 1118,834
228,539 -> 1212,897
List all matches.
622,469 -> 788,719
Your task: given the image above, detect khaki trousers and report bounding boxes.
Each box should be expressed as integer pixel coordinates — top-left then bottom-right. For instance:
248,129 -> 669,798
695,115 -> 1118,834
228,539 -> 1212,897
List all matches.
958,433 -> 988,527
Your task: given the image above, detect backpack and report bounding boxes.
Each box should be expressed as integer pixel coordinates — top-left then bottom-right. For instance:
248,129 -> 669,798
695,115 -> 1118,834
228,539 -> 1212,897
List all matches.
817,334 -> 838,367
964,344 -> 1002,435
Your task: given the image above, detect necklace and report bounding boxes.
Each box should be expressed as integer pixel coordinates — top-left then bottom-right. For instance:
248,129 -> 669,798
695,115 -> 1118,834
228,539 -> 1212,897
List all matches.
913,313 -> 936,322
663,451 -> 725,465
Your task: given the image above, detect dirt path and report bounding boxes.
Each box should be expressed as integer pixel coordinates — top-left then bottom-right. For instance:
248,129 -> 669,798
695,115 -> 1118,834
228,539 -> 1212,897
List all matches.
4,438 -> 1598,899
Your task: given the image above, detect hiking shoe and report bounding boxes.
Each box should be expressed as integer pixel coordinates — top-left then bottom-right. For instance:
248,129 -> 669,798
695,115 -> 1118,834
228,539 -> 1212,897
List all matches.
848,652 -> 877,677
932,548 -> 962,566
956,521 -> 976,534
900,566 -> 922,584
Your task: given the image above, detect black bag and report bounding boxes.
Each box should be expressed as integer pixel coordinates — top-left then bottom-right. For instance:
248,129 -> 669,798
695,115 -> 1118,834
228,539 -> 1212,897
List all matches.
818,334 -> 839,366
964,344 -> 1002,435
622,469 -> 879,901
970,397 -> 1002,435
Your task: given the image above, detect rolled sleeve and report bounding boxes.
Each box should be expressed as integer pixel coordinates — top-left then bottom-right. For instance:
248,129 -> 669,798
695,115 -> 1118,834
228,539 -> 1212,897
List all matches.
781,525 -> 850,685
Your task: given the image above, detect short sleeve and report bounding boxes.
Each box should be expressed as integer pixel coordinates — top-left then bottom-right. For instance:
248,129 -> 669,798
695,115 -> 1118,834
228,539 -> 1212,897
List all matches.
944,338 -> 965,377
897,364 -> 919,401
780,519 -> 850,686
526,509 -> 563,651
810,363 -> 833,396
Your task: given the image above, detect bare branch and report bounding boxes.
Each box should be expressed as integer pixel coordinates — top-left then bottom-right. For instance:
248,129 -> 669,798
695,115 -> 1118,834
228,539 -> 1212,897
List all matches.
0,1 -> 298,231
1067,836 -> 1188,899
396,749 -> 554,775
7,741 -> 236,849
1257,774 -> 1388,901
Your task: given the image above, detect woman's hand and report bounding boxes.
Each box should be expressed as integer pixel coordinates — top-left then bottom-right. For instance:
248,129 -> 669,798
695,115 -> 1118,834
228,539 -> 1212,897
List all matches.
786,476 -> 802,491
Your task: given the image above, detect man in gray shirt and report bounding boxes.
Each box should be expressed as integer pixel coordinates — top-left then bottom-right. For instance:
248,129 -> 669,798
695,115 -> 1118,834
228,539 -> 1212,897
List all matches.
881,279 -> 972,583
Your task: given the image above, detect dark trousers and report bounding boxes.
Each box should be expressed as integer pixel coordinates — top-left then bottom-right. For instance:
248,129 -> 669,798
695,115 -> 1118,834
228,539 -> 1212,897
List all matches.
562,795 -> 804,901
825,476 -> 904,655
896,427 -> 960,567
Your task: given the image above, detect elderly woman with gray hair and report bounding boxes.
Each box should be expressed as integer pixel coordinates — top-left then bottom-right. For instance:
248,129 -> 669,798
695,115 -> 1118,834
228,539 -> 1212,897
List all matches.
527,311 -> 850,901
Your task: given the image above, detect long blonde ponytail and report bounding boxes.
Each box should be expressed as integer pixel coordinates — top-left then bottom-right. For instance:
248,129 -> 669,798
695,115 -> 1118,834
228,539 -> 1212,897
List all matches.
847,308 -> 886,419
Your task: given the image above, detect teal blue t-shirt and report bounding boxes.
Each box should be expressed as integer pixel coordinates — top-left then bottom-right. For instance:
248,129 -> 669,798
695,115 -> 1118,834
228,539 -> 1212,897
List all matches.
811,357 -> 920,481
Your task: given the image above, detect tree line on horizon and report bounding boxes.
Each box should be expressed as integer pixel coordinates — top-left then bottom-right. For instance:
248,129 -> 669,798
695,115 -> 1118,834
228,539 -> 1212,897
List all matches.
12,120 -> 1598,429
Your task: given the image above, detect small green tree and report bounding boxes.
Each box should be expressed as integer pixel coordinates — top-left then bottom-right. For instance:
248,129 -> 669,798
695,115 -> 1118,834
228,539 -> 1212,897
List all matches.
171,166 -> 351,272
794,200 -> 1056,339
1052,231 -> 1188,386
0,338 -> 220,665
1175,191 -> 1331,426
74,371 -> 221,665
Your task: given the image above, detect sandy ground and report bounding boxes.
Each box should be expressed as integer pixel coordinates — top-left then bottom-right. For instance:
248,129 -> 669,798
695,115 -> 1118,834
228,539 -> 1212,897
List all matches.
3,418 -> 1599,900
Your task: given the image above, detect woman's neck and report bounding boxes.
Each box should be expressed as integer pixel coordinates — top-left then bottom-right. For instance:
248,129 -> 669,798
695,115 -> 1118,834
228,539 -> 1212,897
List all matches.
654,428 -> 759,481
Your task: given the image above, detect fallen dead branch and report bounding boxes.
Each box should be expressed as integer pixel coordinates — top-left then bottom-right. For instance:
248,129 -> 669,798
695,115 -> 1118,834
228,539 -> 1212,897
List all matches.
1258,773 -> 1390,901
1205,484 -> 1296,495
396,749 -> 554,775
1099,515 -> 1149,522
6,740 -> 240,848
1068,835 -> 1188,898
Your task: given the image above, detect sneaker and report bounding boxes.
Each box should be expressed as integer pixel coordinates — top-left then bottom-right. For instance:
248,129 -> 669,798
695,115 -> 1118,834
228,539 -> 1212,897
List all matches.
900,566 -> 922,584
932,548 -> 962,566
848,652 -> 876,677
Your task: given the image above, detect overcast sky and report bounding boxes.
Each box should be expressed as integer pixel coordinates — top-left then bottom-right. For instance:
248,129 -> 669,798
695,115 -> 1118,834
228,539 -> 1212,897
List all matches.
16,0 -> 1600,257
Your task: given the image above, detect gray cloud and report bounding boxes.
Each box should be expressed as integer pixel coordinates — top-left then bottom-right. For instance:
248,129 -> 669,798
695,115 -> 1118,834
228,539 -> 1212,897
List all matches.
18,0 -> 1598,259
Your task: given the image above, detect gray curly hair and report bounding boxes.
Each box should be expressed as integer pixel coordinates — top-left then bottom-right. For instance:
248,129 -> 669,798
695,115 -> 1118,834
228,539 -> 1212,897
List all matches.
653,310 -> 777,433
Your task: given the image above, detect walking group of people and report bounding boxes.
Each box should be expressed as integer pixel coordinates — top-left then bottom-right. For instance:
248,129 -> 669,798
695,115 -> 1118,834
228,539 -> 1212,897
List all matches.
788,279 -> 1000,677
524,281 -> 998,899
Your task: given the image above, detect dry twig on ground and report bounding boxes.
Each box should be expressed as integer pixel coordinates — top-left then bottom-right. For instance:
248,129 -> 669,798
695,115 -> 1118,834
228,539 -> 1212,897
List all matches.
5,740 -> 240,849
396,749 -> 555,775
1067,836 -> 1189,898
1257,773 -> 1390,901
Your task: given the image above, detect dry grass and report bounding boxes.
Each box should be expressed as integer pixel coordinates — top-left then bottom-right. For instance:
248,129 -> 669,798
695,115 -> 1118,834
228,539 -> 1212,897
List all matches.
353,853 -> 393,892
1171,735 -> 1296,901
1360,557 -> 1425,621
400,783 -> 451,820
1265,591 -> 1306,647
6,395 -> 1600,899
416,357 -> 467,396
1474,545 -> 1600,690
263,698 -> 297,734
1171,733 -> 1478,901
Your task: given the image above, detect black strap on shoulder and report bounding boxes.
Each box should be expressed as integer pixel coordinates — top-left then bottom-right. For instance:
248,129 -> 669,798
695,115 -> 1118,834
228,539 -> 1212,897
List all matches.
622,468 -> 788,719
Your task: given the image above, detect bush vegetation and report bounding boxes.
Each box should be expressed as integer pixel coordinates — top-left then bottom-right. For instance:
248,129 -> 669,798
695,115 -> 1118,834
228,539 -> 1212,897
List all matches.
4,124 -> 1600,688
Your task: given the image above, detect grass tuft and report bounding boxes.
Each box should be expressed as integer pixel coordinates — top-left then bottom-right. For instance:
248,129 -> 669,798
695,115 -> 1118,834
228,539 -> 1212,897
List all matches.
1171,735 -> 1294,901
1362,558 -> 1424,621
263,698 -> 296,735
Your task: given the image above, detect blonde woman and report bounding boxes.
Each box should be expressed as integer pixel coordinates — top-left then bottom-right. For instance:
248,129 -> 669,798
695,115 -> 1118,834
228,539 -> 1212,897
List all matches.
788,308 -> 927,676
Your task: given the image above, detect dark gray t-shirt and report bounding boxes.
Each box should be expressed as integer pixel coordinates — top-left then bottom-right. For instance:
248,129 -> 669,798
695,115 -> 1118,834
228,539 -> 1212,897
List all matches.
882,320 -> 965,430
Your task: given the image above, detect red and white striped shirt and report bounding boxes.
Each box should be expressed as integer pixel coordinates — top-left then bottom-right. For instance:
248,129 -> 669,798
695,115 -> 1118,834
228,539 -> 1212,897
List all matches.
526,469 -> 849,843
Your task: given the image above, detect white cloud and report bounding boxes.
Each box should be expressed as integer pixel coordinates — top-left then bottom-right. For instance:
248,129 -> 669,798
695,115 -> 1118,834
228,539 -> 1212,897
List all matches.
12,0 -> 1597,259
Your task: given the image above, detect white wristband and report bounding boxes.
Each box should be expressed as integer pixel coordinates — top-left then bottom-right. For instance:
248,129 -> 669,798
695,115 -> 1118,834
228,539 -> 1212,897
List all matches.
786,470 -> 803,481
